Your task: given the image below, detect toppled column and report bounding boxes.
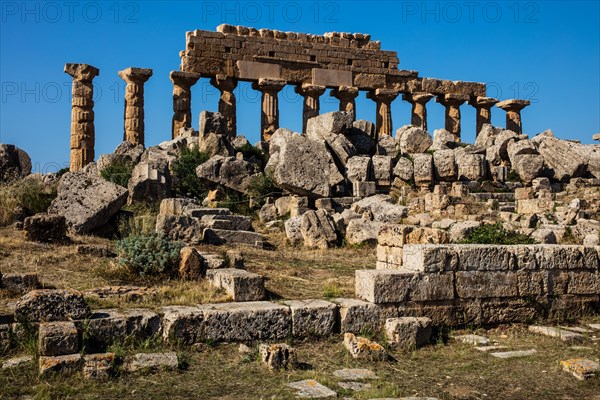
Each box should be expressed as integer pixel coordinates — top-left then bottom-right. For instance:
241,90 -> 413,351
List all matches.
64,63 -> 100,172
295,84 -> 326,133
402,92 -> 434,131
496,99 -> 530,134
210,74 -> 238,138
170,71 -> 200,138
252,78 -> 286,142
118,67 -> 153,146
367,88 -> 400,136
330,86 -> 359,118
469,96 -> 499,136
435,94 -> 469,141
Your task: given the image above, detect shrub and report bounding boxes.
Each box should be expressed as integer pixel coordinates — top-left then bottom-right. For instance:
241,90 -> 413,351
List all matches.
246,172 -> 282,207
115,234 -> 183,277
237,144 -> 268,166
171,146 -> 210,200
460,222 -> 537,245
101,161 -> 134,187
217,189 -> 253,216
0,178 -> 57,226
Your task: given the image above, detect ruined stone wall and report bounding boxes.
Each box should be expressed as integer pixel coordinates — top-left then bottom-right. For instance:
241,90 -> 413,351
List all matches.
180,24 -> 485,96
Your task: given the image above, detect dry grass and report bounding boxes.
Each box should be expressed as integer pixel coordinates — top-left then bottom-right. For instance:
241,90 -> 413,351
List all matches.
1,323 -> 599,399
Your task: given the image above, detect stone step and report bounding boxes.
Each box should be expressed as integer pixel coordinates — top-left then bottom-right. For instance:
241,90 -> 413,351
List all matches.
203,228 -> 264,248
206,268 -> 265,302
528,325 -> 586,343
187,207 -> 232,218
200,214 -> 252,231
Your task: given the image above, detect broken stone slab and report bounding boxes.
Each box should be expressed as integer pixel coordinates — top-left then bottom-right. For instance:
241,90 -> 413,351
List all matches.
393,156 -> 414,182
1,355 -> 33,370
0,272 -> 39,294
338,381 -> 372,391
23,214 -> 68,243
300,209 -> 338,249
39,353 -> 82,376
179,246 -> 206,280
559,326 -> 595,334
454,334 -> 490,346
306,111 -> 357,165
282,299 -> 338,337
83,353 -> 115,380
38,321 -> 80,356
124,352 -> 178,372
285,216 -> 304,245
160,306 -> 204,344
560,358 -> 599,380
346,156 -> 372,183
385,317 -> 432,349
155,214 -> 205,245
127,159 -> 172,204
345,218 -> 381,246
531,130 -> 587,181
348,120 -> 376,154
15,289 -> 90,322
200,301 -> 290,342
200,214 -> 253,231
203,228 -> 264,248
377,135 -> 400,158
588,323 -> 600,330
333,368 -> 378,380
287,379 -> 337,398
259,343 -> 298,370
490,349 -> 537,359
343,332 -> 388,361
48,172 -> 128,234
206,268 -> 265,302
528,326 -> 585,343
413,153 -> 433,186
372,155 -> 393,186
196,155 -> 259,193
396,125 -> 433,154
351,195 -> 408,223
333,298 -> 383,334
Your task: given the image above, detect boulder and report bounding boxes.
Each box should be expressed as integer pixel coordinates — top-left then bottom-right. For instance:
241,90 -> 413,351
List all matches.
564,141 -> 600,179
127,159 -> 172,203
307,111 -> 356,165
376,135 -> 399,158
15,289 -> 90,322
393,157 -> 414,182
266,129 -> 344,198
372,155 -> 393,186
179,247 -> 206,280
511,154 -> 544,182
48,172 -> 128,235
0,144 -> 31,182
475,124 -> 503,148
346,156 -> 372,183
347,120 -> 376,154
430,128 -> 457,151
96,141 -> 144,172
433,149 -> 457,181
384,317 -> 432,349
456,152 -> 486,181
231,135 -> 251,150
300,210 -> 338,249
345,218 -> 381,245
199,132 -> 235,158
532,130 -> 587,181
412,153 -> 433,186
284,216 -> 303,245
351,195 -> 408,223
199,111 -> 226,135
396,125 -> 433,154
23,213 -> 68,243
196,155 -> 258,193
259,343 -> 298,370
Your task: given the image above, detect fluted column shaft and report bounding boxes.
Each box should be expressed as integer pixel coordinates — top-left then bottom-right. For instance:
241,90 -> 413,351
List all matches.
469,96 -> 499,136
402,92 -> 434,130
118,67 -> 153,146
252,78 -> 286,142
330,86 -> 359,119
367,88 -> 400,137
210,74 -> 238,138
436,94 -> 469,141
496,99 -> 530,134
295,84 -> 326,132
170,71 -> 200,138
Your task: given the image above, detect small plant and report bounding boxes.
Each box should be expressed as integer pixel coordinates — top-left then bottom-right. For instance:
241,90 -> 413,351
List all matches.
506,169 -> 521,182
217,188 -> 253,216
237,143 -> 268,166
460,222 -> 537,245
101,161 -> 134,187
322,282 -> 343,299
171,145 -> 210,200
246,172 -> 282,207
115,234 -> 183,277
0,178 -> 57,225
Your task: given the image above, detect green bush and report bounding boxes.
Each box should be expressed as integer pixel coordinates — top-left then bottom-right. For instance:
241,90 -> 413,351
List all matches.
0,178 -> 57,226
460,222 -> 537,245
237,144 -> 268,166
217,189 -> 253,216
115,234 -> 183,277
171,146 -> 210,200
101,161 -> 134,187
246,172 -> 282,207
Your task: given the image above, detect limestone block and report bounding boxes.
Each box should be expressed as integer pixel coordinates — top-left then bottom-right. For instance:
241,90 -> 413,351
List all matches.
372,155 -> 393,186
346,156 -> 371,183
15,289 -> 90,323
125,352 -> 178,372
455,271 -> 519,299
393,157 -> 414,182
203,228 -> 264,248
160,306 -> 204,344
38,321 -> 79,356
206,268 -> 265,302
283,299 -> 338,337
39,354 -> 82,376
83,353 -> 115,380
412,153 -> 433,186
402,244 -> 459,272
457,153 -> 486,181
384,317 -> 432,349
343,333 -> 388,361
259,343 -> 298,370
396,125 -> 433,154
332,298 -> 382,334
300,210 -> 338,249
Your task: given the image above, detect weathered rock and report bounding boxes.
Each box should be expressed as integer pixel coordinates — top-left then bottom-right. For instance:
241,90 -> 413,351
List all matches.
1,355 -> 33,370
282,299 -> 338,337
127,159 -> 172,203
348,120 -> 376,154
300,210 -> 338,249
38,321 -> 80,356
512,154 -> 544,183
179,246 -> 206,280
155,214 -> 205,245
413,153 -> 433,186
96,141 -> 144,172
431,128 -> 456,151
346,156 -> 372,183
287,379 -> 337,398
561,358 -> 600,381
83,353 -> 115,380
343,332 -> 388,361
15,289 -> 90,322
258,202 -> 278,223
333,368 -> 378,380
372,155 -> 393,186
0,144 -> 31,182
433,149 -> 457,181
532,130 -> 587,181
266,129 -> 344,198
199,110 -> 226,135
284,216 -> 303,245
528,325 -> 585,343
393,157 -> 414,182
39,354 -> 82,376
377,135 -> 399,158
23,213 -> 68,243
125,352 -> 178,372
456,152 -> 486,181
196,155 -> 257,193
160,306 -> 204,344
206,268 -> 265,301
307,111 -> 356,165
259,343 -> 298,370
455,334 -> 490,346
396,125 -> 433,154
385,317 -> 432,349
48,172 -> 128,234
345,218 -> 381,245
448,221 -> 481,242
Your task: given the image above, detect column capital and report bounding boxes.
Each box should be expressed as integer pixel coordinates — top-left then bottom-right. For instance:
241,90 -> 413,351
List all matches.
118,67 -> 153,84
252,78 -> 286,92
295,83 -> 326,97
469,96 -> 499,108
210,74 -> 237,91
64,63 -> 99,81
331,85 -> 359,99
436,93 -> 469,106
170,70 -> 201,86
496,99 -> 531,112
367,88 -> 400,102
403,92 -> 434,104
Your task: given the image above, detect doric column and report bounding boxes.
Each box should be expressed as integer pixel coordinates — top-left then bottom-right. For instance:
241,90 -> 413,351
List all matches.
64,63 -> 99,172
402,92 -> 434,131
295,83 -> 326,132
469,96 -> 499,136
330,86 -> 359,118
210,74 -> 238,138
118,67 -> 153,146
496,99 -> 531,134
170,71 -> 200,138
251,78 -> 286,142
435,93 -> 469,141
367,88 -> 400,136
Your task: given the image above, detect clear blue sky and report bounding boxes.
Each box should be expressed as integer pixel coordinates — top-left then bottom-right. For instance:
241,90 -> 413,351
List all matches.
1,0 -> 599,172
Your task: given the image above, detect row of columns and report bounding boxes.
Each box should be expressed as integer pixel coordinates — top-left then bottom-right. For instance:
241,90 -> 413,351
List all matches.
64,63 -> 531,172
